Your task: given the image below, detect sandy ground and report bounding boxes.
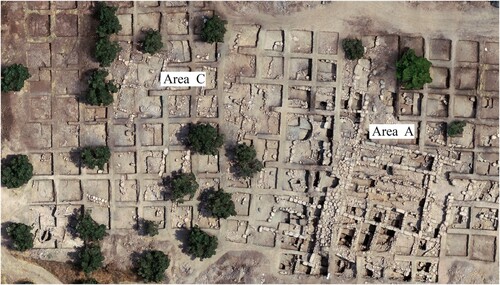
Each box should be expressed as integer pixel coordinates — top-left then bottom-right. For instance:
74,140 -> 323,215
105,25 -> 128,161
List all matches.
1,248 -> 62,284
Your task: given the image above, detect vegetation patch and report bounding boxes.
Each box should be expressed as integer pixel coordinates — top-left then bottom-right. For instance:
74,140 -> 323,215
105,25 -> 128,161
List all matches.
234,143 -> 263,178
447,121 -> 466,137
396,48 -> 432,90
141,29 -> 163,55
137,250 -> 170,283
187,123 -> 224,155
201,15 -> 227,43
1,154 -> 33,188
81,145 -> 111,170
1,64 -> 30,92
186,225 -> 218,259
6,222 -> 34,251
342,38 -> 364,60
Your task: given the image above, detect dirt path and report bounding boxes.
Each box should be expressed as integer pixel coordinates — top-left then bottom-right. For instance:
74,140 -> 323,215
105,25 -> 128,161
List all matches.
1,248 -> 62,284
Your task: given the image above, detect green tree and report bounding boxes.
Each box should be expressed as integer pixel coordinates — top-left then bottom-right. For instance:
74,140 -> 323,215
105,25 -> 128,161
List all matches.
94,2 -> 122,37
187,123 -> 224,155
94,37 -> 121,67
143,220 -> 159,237
203,188 -> 236,219
141,29 -> 163,55
1,64 -> 30,92
81,146 -> 111,170
137,250 -> 170,283
1,154 -> 33,188
79,244 -> 104,274
86,69 -> 118,106
234,143 -> 263,178
186,226 -> 218,259
6,222 -> 34,251
447,121 -> 466,137
168,172 -> 199,202
201,15 -> 227,43
396,48 -> 432,90
76,210 -> 107,242
342,38 -> 364,60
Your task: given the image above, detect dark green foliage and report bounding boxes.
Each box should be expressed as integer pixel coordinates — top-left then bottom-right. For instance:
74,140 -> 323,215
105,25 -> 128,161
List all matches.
1,154 -> 33,188
187,123 -> 224,155
6,222 -> 34,251
342,38 -> 364,60
201,15 -> 227,43
94,2 -> 122,37
187,226 -> 218,259
143,220 -> 159,237
81,146 -> 111,170
396,48 -> 432,90
447,121 -> 466,137
86,69 -> 118,106
204,189 -> 236,219
142,30 -> 163,55
137,250 -> 170,283
79,244 -> 104,274
94,37 -> 121,67
169,172 -> 199,202
76,210 -> 107,242
74,278 -> 99,284
1,64 -> 30,92
234,143 -> 263,178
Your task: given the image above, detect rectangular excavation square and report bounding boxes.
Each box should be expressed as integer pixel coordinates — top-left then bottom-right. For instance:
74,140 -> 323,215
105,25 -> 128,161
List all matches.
172,206 -> 192,228
192,10 -> 213,35
29,180 -> 55,203
113,207 -> 137,229
136,96 -> 162,118
140,123 -> 163,146
52,123 -> 79,148
264,30 -> 284,51
261,56 -> 284,79
198,154 -> 219,173
225,220 -> 248,243
289,58 -> 312,80
472,208 -> 498,230
117,14 -> 133,36
425,122 -> 446,146
54,70 -> 82,94
29,96 -> 51,121
428,67 -> 449,89
169,123 -> 189,145
252,228 -> 276,247
195,202 -> 220,230
138,12 -> 161,31
470,235 -> 496,262
446,234 -> 468,256
169,150 -> 191,173
290,30 -> 312,53
482,70 -> 499,92
478,125 -> 500,147
232,193 -> 251,216
483,42 -> 499,64
27,14 -> 50,37
315,87 -> 336,111
86,207 -> 110,229
54,97 -> 79,122
317,59 -> 337,82
112,152 -> 136,174
143,206 -> 166,229
427,94 -> 450,117
55,13 -> 78,37
116,178 -> 138,202
479,97 -> 499,119
257,167 -> 278,189
58,179 -> 82,202
110,124 -> 135,147
54,152 -> 80,175
455,68 -> 478,90
143,179 -> 164,201
80,123 -> 107,146
317,31 -> 339,55
232,24 -> 260,47
448,122 -> 474,148
82,180 -> 110,201
453,95 -> 476,118
192,42 -> 216,62
27,43 -> 51,68
168,95 -> 190,118
52,38 -> 79,68
429,39 -> 451,61
400,36 -> 424,57
165,12 -> 188,35
166,40 -> 191,62
54,1 -> 76,9
115,87 -> 134,119
456,40 -> 479,62
138,1 -> 159,7
143,151 -> 165,174
475,153 -> 499,176
288,86 -> 310,109
197,94 -> 218,118
399,92 -> 422,116
84,107 -> 107,122
29,153 -> 53,175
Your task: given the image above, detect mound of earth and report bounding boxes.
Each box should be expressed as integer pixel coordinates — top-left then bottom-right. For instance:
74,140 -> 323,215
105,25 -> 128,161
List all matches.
447,260 -> 498,284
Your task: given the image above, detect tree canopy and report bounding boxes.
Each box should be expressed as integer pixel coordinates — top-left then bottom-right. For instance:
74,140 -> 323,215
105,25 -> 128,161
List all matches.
137,250 -> 170,283
94,37 -> 121,67
81,146 -> 111,170
86,69 -> 118,106
1,64 -> 31,92
342,38 -> 364,60
6,222 -> 34,251
167,172 -> 199,202
396,48 -> 432,90
1,154 -> 33,188
94,2 -> 122,37
75,210 -> 107,242
201,15 -> 227,43
141,29 -> 163,55
186,225 -> 218,259
234,143 -> 263,178
203,188 -> 236,219
447,121 -> 466,137
78,244 -> 104,274
186,123 -> 224,155
143,220 -> 159,237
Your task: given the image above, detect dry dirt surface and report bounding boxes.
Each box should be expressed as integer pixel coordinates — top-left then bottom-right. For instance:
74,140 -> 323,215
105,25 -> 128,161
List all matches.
1,248 -> 62,284
446,260 -> 498,284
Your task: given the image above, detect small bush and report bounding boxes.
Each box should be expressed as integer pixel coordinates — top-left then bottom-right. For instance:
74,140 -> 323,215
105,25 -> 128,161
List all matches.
167,172 -> 199,202
86,69 -> 118,106
81,146 -> 111,170
447,121 -> 466,137
137,250 -> 170,283
186,225 -> 218,259
1,154 -> 33,188
203,188 -> 236,219
342,38 -> 364,60
1,64 -> 30,92
234,143 -> 263,178
396,48 -> 432,90
201,15 -> 227,43
143,220 -> 159,237
94,37 -> 121,67
141,29 -> 163,55
76,210 -> 107,242
79,244 -> 104,274
6,222 -> 34,251
94,2 -> 122,37
187,123 -> 224,155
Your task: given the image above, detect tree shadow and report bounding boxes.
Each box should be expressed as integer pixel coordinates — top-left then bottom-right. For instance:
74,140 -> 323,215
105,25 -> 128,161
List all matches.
68,148 -> 82,170
175,124 -> 190,147
224,143 -> 242,177
197,187 -> 214,218
66,206 -> 84,239
174,228 -> 195,260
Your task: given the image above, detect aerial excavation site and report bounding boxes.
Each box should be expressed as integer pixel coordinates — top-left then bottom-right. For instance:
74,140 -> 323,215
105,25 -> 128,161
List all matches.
1,1 -> 499,284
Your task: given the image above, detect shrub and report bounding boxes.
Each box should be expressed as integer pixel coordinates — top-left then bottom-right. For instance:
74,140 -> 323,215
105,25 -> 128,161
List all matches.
1,64 -> 30,92
6,222 -> 34,251
203,188 -> 236,219
76,210 -> 107,242
447,121 -> 466,137
94,2 -> 122,37
143,220 -> 159,237
94,37 -> 121,67
79,244 -> 104,274
342,38 -> 364,60
234,143 -> 263,178
201,15 -> 227,43
187,123 -> 224,155
81,146 -> 111,170
167,172 -> 199,202
141,29 -> 163,55
86,69 -> 118,106
396,48 -> 432,90
187,225 -> 218,259
137,250 -> 170,283
1,154 -> 33,188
